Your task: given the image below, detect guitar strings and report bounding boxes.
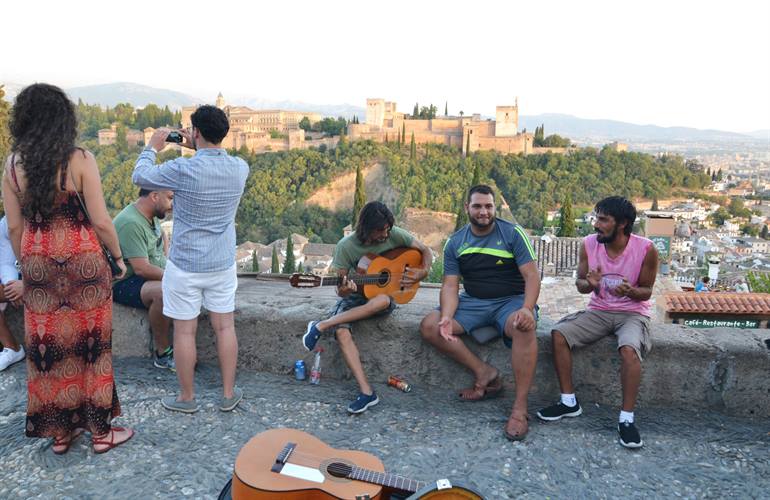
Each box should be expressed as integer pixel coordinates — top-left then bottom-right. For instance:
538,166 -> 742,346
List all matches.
280,450 -> 419,486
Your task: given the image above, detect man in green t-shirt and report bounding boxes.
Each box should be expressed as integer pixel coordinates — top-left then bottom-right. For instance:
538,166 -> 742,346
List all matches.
113,189 -> 174,371
302,201 -> 432,414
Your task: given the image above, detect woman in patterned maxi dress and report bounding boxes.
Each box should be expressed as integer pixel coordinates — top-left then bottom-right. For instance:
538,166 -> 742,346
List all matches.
2,83 -> 134,454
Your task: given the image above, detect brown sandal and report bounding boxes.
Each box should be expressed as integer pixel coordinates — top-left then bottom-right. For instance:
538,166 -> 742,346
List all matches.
53,428 -> 85,455
92,426 -> 134,454
504,413 -> 530,441
458,375 -> 503,401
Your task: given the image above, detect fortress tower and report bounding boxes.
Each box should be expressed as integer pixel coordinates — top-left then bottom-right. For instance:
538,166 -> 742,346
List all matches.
216,92 -> 226,109
365,98 -> 386,129
494,97 -> 519,137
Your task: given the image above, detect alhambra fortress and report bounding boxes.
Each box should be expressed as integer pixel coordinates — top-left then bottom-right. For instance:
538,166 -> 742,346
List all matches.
350,98 -> 543,155
99,95 -> 597,155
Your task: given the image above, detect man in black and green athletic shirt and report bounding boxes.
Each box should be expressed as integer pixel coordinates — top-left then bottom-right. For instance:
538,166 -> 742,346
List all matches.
420,184 -> 540,441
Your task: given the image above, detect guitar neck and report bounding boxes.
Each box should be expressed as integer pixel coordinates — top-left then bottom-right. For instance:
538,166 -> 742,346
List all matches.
349,465 -> 426,493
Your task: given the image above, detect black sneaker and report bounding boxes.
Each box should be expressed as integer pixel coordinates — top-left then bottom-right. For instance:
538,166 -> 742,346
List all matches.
618,421 -> 643,449
536,401 -> 583,421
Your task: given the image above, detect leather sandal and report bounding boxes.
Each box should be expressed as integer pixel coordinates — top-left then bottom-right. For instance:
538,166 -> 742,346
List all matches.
504,413 -> 530,441
458,375 -> 503,401
92,426 -> 134,454
53,428 -> 85,455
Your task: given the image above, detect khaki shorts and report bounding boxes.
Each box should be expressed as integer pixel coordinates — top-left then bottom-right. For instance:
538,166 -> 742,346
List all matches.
553,309 -> 651,361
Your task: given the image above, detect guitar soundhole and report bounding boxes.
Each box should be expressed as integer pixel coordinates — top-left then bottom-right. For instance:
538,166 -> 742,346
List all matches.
320,458 -> 353,483
377,270 -> 389,287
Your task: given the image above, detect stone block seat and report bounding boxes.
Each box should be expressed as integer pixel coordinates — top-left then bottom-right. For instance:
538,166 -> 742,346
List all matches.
5,279 -> 768,418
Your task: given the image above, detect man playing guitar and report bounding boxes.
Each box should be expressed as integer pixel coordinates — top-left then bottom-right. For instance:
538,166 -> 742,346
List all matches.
302,201 -> 432,414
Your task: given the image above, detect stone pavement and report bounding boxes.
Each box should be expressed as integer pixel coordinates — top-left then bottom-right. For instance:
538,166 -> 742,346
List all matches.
1,357 -> 768,499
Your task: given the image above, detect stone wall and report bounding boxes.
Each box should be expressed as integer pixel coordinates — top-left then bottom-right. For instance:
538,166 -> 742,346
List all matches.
5,280 -> 768,418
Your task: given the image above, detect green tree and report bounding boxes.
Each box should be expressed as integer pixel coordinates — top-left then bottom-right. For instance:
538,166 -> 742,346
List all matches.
445,101 -> 448,116
454,197 -> 468,231
352,165 -> 366,228
761,225 -> 769,240
465,131 -> 470,157
559,194 -> 576,237
297,262 -> 304,273
115,124 -> 128,152
0,85 -> 11,176
251,249 -> 258,272
427,251 -> 444,283
271,246 -> 280,273
0,85 -> 10,215
651,197 -> 659,211
716,169 -> 723,181
299,116 -> 311,131
282,235 -> 296,274
470,160 -> 480,187
747,271 -> 770,293
413,102 -> 419,118
409,132 -> 416,160
534,124 -> 545,146
401,122 -> 406,144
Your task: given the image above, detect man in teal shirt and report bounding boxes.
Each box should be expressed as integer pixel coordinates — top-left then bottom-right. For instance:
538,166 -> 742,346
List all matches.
113,189 -> 174,370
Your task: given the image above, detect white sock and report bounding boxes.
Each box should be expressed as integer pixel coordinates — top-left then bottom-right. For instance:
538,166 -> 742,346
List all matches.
560,393 -> 577,407
619,410 -> 634,423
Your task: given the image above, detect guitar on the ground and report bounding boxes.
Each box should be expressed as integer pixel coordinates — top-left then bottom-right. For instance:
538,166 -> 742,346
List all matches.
290,247 -> 424,305
221,428 -> 484,500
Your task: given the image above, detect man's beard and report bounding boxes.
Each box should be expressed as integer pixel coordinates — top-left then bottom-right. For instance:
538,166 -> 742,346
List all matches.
469,214 -> 494,229
596,225 -> 619,244
154,208 -> 169,220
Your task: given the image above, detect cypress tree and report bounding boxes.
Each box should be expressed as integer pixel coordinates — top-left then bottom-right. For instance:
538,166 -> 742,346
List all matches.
401,122 -> 406,144
559,194 -> 576,237
271,246 -> 279,273
251,249 -> 258,272
282,235 -> 296,274
470,160 -> 480,187
410,132 -> 416,160
761,225 -> 769,240
384,133 -> 388,144
445,101 -> 448,116
454,197 -> 468,231
413,102 -> 419,118
297,262 -> 304,273
465,131 -> 471,157
352,165 -> 366,228
651,197 -> 659,211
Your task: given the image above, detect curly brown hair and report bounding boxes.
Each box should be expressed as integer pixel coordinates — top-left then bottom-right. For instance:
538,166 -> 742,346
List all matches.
9,83 -> 78,218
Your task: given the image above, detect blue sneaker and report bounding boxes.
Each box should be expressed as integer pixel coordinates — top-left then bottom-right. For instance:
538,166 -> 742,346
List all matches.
347,392 -> 379,414
302,321 -> 322,351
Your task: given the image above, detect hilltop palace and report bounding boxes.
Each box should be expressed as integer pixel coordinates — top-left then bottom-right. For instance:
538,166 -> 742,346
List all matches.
349,98 -> 542,155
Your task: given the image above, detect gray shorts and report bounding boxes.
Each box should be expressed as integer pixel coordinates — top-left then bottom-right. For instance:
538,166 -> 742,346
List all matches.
324,294 -> 396,334
553,309 -> 651,361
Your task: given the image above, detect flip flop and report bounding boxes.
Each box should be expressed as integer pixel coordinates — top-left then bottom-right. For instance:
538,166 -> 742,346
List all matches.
92,426 -> 134,454
504,413 -> 530,441
53,428 -> 85,455
458,375 -> 503,401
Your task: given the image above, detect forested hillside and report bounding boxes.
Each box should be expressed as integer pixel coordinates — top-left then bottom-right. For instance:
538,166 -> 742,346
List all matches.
0,99 -> 710,240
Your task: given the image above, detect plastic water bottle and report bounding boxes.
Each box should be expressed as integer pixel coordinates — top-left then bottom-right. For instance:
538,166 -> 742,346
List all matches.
309,348 -> 322,385
294,360 -> 306,380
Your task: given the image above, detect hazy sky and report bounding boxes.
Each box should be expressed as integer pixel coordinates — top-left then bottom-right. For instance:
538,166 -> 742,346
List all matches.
3,0 -> 768,132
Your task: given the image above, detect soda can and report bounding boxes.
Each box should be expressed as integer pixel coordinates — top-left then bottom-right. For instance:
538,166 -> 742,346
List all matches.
387,375 -> 412,393
294,360 -> 306,380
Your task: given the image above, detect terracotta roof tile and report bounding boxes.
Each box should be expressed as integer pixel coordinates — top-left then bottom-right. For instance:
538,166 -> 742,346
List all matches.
665,292 -> 770,315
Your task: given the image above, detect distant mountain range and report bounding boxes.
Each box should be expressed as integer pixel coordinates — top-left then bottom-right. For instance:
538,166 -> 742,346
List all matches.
518,114 -> 756,144
3,81 -> 764,144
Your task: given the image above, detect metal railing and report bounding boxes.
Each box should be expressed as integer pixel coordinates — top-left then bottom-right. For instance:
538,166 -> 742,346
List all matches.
531,237 -> 582,278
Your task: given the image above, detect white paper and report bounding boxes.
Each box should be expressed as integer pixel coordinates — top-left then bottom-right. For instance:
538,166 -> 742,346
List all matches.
279,463 -> 325,484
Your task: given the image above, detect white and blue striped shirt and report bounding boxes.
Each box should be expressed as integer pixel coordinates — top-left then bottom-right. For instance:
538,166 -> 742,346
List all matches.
133,148 -> 249,273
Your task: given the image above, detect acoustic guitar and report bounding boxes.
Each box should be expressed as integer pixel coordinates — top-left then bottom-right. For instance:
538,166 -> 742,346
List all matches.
226,428 -> 484,500
290,247 -> 423,305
